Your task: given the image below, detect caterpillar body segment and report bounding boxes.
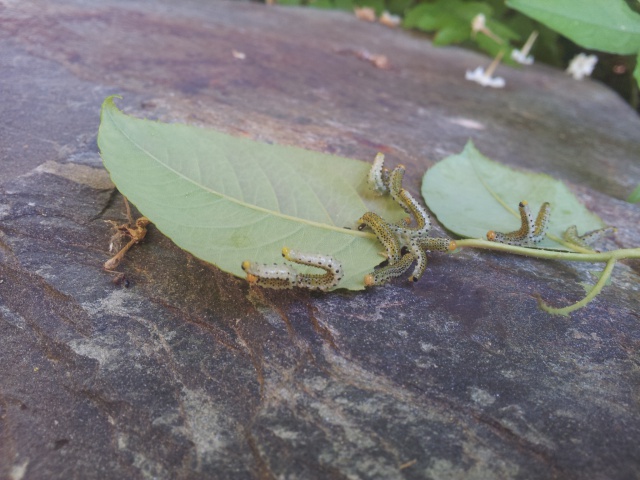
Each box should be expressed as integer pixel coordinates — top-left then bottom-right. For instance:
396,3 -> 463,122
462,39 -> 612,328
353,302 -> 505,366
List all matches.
241,260 -> 298,289
488,201 -> 532,245
530,202 -> 551,243
357,212 -> 402,264
419,237 -> 457,253
373,153 -> 432,237
364,252 -> 415,286
242,249 -> 343,291
399,189 -> 431,233
388,165 -> 408,214
281,247 -> 344,291
368,152 -> 390,195
405,237 -> 456,282
407,239 -> 427,282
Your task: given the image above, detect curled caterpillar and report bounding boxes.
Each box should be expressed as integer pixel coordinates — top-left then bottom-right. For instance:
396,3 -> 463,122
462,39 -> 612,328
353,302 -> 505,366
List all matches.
487,201 -> 550,246
362,152 -> 454,285
364,252 -> 414,287
242,247 -> 343,291
363,237 -> 456,286
563,225 -> 617,250
358,211 -> 427,283
282,247 -> 344,291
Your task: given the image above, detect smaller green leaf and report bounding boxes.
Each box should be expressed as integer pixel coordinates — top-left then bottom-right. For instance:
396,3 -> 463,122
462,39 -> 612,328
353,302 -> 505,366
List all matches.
628,183 -> 640,203
421,141 -> 605,250
507,0 -> 640,55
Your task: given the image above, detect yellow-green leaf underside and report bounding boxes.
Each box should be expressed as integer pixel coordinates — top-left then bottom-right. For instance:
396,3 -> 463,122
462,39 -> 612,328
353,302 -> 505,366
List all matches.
422,141 -> 605,249
98,96 -> 406,290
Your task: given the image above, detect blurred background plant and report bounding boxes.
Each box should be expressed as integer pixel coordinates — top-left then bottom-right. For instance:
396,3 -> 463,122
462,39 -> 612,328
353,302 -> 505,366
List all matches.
268,0 -> 640,113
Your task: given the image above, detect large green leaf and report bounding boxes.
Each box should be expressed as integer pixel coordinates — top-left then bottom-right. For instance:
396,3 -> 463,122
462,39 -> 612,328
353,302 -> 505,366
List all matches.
421,141 -> 605,249
507,0 -> 640,55
97,96 -> 406,290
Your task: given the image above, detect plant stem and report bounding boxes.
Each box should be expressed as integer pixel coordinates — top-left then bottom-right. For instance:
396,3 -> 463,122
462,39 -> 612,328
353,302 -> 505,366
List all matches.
454,238 -> 640,263
485,50 -> 505,78
453,239 -> 638,316
520,30 -> 539,56
538,258 -> 617,316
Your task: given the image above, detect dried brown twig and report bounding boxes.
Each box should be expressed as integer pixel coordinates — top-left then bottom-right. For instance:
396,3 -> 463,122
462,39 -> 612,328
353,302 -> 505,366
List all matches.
104,197 -> 150,272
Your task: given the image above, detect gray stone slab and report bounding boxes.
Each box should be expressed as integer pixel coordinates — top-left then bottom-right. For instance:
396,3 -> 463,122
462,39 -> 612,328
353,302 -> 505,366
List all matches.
0,1 -> 639,479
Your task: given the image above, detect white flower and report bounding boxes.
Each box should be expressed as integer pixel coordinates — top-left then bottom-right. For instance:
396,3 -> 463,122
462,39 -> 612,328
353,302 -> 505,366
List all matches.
379,11 -> 401,27
465,51 -> 506,88
465,67 -> 505,88
470,13 -> 503,44
511,30 -> 538,65
471,13 -> 486,34
566,53 -> 598,80
511,49 -> 533,65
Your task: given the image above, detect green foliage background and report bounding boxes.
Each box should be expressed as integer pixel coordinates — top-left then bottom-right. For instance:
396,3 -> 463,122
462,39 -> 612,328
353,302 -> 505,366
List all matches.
274,0 -> 640,110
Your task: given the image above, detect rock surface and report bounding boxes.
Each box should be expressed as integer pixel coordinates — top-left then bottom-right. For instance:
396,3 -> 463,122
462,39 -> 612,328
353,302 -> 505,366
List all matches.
1,1 -> 639,479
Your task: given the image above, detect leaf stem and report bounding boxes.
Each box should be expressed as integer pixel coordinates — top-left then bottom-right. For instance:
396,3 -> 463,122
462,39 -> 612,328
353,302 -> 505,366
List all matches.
454,239 -> 638,316
545,233 -> 594,254
537,258 -> 617,316
455,238 -> 640,263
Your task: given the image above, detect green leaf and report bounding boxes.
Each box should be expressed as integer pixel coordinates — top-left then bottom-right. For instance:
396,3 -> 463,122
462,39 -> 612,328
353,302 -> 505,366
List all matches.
628,183 -> 640,203
433,24 -> 470,45
403,4 -> 433,29
405,0 -> 491,35
507,0 -> 640,55
634,52 -> 640,90
98,96 -> 406,291
421,141 -> 605,250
